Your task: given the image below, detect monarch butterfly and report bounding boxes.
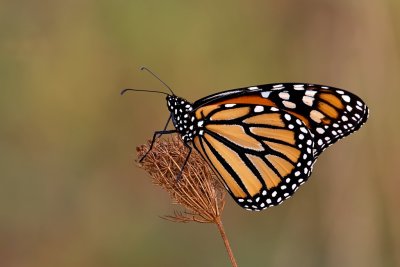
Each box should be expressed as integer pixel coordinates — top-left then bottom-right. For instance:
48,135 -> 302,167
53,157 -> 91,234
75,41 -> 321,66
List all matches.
123,67 -> 369,211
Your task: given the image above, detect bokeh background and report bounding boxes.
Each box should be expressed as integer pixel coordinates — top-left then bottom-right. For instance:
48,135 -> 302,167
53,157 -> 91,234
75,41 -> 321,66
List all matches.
1,0 -> 399,266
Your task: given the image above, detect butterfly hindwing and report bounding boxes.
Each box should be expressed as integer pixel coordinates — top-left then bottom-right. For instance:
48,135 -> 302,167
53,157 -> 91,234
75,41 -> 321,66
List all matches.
192,103 -> 317,211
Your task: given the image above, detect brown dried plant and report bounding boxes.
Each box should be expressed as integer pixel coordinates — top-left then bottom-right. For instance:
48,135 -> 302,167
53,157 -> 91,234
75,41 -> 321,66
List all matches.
137,135 -> 238,267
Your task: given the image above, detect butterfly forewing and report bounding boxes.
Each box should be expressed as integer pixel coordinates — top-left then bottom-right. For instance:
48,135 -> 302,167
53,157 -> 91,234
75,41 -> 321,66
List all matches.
193,83 -> 369,157
192,103 -> 317,211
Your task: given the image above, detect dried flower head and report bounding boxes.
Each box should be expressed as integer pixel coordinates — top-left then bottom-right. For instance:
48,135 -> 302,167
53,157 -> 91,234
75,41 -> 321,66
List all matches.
136,135 -> 226,223
136,135 -> 237,267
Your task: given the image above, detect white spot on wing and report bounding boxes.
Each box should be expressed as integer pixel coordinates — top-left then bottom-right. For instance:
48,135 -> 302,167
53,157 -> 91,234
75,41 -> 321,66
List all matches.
316,127 -> 325,134
272,84 -> 284,90
310,110 -> 324,123
283,101 -> 296,109
305,90 -> 317,97
302,96 -> 314,106
261,91 -> 271,98
342,95 -> 351,103
225,103 -> 236,108
294,84 -> 304,90
279,92 -> 290,100
254,106 -> 264,113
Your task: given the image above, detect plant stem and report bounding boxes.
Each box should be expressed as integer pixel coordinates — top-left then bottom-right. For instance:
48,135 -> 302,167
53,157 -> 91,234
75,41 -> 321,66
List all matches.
215,216 -> 238,267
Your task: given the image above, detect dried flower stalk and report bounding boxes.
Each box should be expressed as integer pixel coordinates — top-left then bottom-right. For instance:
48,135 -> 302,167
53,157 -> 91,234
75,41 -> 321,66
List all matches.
137,135 -> 238,267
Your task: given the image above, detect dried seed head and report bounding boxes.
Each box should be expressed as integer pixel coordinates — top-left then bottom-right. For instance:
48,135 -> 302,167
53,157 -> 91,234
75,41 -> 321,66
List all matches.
136,135 -> 226,223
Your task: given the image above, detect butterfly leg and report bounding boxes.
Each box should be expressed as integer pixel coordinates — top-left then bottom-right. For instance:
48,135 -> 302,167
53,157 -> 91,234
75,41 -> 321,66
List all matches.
161,115 -> 172,132
139,115 -> 173,162
176,144 -> 192,181
139,129 -> 177,162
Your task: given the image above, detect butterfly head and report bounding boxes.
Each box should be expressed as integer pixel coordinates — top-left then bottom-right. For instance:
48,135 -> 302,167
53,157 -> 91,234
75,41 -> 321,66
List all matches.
166,95 -> 199,143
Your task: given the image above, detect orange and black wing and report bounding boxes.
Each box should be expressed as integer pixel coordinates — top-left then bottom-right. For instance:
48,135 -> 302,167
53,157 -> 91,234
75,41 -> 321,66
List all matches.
192,103 -> 316,211
193,83 -> 369,156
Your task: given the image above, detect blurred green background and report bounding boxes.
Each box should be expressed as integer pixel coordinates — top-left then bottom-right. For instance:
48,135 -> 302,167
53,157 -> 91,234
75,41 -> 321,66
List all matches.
1,0 -> 399,266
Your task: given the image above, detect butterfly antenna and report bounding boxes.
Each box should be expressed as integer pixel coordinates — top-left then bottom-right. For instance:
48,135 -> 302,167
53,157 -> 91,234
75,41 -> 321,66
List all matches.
120,88 -> 169,96
140,66 -> 175,95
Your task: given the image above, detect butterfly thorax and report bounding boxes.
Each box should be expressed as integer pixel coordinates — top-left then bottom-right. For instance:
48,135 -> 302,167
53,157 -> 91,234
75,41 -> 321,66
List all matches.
166,95 -> 199,143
